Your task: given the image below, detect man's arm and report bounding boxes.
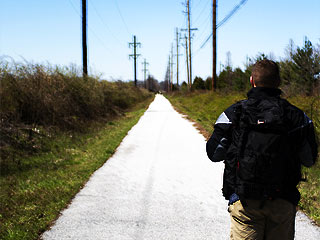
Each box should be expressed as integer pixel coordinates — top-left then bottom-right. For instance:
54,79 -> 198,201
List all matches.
298,113 -> 318,167
206,108 -> 235,162
289,111 -> 318,167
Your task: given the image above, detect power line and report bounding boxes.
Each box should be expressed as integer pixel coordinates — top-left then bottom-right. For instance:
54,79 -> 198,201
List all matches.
193,0 -> 211,26
88,0 -> 123,45
200,0 -> 248,49
192,18 -> 211,58
88,27 -> 114,54
192,0 -> 205,11
68,0 -> 113,54
217,0 -> 248,29
68,0 -> 80,16
193,13 -> 212,45
114,0 -> 131,36
196,11 -> 212,32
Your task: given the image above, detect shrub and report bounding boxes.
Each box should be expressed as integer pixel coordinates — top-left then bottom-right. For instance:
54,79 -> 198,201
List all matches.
0,58 -> 152,169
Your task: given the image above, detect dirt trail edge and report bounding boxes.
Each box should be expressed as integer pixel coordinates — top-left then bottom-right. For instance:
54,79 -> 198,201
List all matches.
42,94 -> 320,240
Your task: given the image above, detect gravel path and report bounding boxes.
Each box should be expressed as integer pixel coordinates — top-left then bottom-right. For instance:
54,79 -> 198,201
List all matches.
42,94 -> 320,240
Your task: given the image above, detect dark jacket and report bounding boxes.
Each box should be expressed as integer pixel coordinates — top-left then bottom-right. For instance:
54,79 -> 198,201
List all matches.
206,87 -> 318,205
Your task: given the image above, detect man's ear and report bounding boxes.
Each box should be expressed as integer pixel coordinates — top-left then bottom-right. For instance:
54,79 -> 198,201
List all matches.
250,76 -> 254,87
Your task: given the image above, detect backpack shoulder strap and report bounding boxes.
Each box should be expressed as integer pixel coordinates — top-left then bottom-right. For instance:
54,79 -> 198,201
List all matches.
236,100 -> 250,159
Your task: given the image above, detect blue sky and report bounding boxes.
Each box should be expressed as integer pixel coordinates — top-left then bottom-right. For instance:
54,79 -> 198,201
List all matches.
1,0 -> 319,83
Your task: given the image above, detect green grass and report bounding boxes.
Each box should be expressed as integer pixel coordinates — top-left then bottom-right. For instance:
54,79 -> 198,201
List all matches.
167,90 -> 320,225
0,97 -> 153,240
299,160 -> 320,225
168,91 -> 245,138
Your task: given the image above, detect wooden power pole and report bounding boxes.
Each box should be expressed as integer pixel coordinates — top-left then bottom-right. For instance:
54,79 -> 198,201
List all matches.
142,58 -> 149,89
129,35 -> 141,87
184,0 -> 198,90
184,34 -> 190,90
187,0 -> 192,86
169,55 -> 171,91
82,0 -> 88,77
171,43 -> 174,91
212,0 -> 217,90
176,28 -> 181,87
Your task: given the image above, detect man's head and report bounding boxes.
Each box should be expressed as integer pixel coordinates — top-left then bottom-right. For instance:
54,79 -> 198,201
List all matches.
250,59 -> 281,88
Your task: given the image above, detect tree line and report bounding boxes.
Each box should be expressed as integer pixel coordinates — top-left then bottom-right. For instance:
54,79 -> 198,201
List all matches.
159,38 -> 320,96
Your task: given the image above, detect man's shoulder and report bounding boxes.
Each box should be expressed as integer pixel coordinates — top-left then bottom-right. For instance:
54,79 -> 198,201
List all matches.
277,98 -> 308,129
225,100 -> 247,114
283,99 -> 303,112
217,100 -> 247,125
280,98 -> 304,116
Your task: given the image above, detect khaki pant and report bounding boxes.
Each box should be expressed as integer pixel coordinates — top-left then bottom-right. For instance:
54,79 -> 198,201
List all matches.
228,199 -> 296,240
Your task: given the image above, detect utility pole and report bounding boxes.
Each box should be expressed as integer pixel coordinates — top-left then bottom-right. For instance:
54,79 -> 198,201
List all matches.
187,0 -> 192,85
212,0 -> 217,90
184,34 -> 190,90
82,0 -> 88,77
169,55 -> 171,91
175,28 -> 182,88
168,56 -> 171,92
142,58 -> 149,89
129,35 -> 141,87
149,74 -> 153,91
182,0 -> 197,90
170,43 -> 174,91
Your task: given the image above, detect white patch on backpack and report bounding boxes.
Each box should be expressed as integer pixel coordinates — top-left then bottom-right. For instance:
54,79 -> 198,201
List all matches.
215,112 -> 232,124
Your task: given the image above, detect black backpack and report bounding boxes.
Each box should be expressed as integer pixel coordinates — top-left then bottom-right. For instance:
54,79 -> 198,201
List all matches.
234,97 -> 300,200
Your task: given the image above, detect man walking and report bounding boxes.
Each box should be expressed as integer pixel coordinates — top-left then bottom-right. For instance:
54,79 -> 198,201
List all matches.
206,59 -> 318,240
